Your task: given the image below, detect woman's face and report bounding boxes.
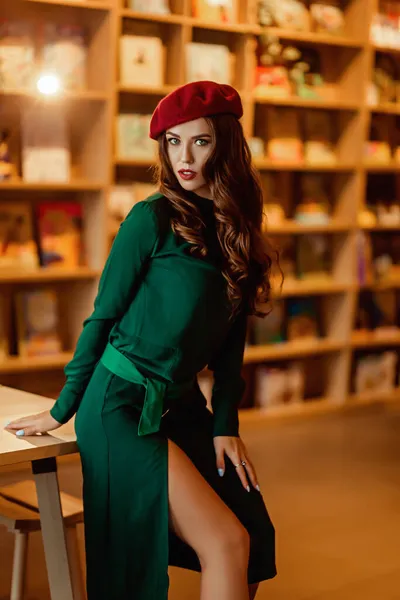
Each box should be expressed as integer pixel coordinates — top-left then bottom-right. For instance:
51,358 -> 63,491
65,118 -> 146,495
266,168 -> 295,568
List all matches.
166,117 -> 215,199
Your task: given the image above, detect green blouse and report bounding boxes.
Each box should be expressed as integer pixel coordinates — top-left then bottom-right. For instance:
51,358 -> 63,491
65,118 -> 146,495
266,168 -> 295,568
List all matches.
50,192 -> 248,437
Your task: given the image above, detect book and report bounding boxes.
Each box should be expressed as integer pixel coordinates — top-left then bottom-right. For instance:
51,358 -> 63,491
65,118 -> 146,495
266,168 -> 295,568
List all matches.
128,0 -> 170,14
354,352 -> 397,394
0,202 -> 39,269
116,114 -> 157,160
192,0 -> 237,23
36,202 -> 84,269
15,289 -> 62,357
120,35 -> 164,88
0,20 -> 35,90
186,43 -> 232,85
21,105 -> 70,183
286,298 -> 319,340
41,24 -> 88,91
254,362 -> 304,408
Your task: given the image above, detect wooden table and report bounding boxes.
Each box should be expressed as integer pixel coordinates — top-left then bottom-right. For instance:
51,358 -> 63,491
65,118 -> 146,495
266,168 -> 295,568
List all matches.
0,385 -> 79,600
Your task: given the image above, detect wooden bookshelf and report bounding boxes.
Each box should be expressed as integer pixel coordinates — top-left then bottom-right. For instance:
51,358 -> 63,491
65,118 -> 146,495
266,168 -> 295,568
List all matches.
2,0 -> 400,415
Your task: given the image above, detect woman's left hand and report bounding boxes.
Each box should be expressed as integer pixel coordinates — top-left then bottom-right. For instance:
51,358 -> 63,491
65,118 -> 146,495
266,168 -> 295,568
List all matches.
213,436 -> 260,493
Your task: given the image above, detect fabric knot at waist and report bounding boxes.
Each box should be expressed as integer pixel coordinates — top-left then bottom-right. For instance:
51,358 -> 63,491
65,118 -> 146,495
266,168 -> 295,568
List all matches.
100,342 -> 194,436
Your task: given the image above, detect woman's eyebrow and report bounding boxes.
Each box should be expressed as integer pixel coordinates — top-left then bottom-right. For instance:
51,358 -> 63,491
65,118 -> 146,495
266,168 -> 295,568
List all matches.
165,132 -> 212,138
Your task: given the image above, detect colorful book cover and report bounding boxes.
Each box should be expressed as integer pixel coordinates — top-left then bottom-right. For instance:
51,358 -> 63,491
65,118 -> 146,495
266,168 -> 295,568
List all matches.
186,43 -> 232,85
15,289 -> 62,357
286,297 -> 319,340
116,114 -> 157,160
0,20 -> 35,90
192,0 -> 237,23
41,24 -> 88,91
119,35 -> 164,88
36,202 -> 84,268
0,202 -> 39,269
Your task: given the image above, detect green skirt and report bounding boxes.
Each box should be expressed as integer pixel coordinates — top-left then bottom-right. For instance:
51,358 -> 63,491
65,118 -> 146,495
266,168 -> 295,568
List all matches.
74,361 -> 277,600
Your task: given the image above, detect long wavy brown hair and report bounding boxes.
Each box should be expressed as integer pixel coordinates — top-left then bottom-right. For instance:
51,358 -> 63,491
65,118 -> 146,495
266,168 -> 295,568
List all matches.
154,114 -> 279,321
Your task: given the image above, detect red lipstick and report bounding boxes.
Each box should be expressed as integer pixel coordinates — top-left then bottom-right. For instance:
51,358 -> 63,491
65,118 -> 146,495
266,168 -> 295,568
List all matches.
178,169 -> 197,181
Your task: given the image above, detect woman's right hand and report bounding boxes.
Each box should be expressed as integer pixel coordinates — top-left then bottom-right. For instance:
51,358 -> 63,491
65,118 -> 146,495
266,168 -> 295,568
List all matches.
4,410 -> 62,437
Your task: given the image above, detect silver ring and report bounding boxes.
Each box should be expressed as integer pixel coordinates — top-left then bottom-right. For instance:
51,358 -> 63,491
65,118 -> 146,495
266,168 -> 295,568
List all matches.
234,463 -> 241,469
241,460 -> 247,467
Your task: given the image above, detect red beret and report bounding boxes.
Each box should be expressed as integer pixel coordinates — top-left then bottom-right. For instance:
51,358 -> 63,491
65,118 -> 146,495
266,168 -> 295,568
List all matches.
149,80 -> 243,140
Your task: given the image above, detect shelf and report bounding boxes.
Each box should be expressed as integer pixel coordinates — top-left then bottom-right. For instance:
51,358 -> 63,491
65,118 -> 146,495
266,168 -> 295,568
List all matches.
120,9 -> 187,24
253,95 -> 359,111
118,84 -> 177,96
0,88 -> 109,103
275,279 -> 352,297
24,0 -> 112,8
244,339 -> 343,363
364,163 -> 400,173
256,26 -> 365,49
114,158 -> 157,168
0,353 -> 73,374
0,180 -> 105,192
368,103 -> 400,115
349,388 -> 400,406
360,224 -> 400,231
239,398 -> 341,423
361,278 -> 400,291
267,221 -> 351,235
351,331 -> 400,349
0,267 -> 99,284
254,158 -> 357,172
188,18 -> 256,33
373,43 -> 400,56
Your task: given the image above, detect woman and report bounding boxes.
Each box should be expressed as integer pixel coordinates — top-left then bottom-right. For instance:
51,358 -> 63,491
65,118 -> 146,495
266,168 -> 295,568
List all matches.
5,81 -> 277,600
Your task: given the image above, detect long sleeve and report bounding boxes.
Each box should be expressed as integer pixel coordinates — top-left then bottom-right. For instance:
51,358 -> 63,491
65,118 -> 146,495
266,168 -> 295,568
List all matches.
50,201 -> 159,424
207,309 -> 248,438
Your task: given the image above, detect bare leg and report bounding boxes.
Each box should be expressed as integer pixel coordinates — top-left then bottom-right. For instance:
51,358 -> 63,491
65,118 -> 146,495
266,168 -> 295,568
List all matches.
168,440 -> 250,600
249,583 -> 259,599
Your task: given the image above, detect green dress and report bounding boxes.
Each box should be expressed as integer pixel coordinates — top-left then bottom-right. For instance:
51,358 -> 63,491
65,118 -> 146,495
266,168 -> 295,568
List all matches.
50,192 -> 276,600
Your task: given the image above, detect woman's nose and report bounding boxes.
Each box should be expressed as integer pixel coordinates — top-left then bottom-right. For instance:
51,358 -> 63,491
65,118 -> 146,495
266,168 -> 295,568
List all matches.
180,144 -> 194,165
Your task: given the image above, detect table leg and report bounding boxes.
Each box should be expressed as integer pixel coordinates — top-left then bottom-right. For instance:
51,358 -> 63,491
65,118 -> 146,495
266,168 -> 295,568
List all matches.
32,457 -> 75,600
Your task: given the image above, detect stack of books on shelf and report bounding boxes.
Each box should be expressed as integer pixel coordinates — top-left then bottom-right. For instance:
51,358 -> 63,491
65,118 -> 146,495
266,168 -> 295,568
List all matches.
0,201 -> 85,271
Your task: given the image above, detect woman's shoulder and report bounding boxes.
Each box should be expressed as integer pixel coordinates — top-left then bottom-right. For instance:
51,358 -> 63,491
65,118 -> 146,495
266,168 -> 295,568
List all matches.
122,192 -> 172,240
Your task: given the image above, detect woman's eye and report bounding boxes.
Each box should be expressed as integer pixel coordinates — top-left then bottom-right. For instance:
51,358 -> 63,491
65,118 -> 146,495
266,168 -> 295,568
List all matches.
167,138 -> 180,145
195,139 -> 209,146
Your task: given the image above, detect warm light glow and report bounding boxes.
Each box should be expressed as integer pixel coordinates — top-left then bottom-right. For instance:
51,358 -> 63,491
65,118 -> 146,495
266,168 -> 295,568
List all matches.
36,74 -> 62,96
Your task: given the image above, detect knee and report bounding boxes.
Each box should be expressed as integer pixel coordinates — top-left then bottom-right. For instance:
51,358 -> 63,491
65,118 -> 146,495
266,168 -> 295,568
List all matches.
201,520 -> 250,567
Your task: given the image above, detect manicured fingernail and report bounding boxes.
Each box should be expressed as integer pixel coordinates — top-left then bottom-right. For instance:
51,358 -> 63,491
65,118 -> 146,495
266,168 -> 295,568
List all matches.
16,429 -> 25,437
218,469 -> 224,477
256,485 -> 261,492
246,485 -> 250,493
